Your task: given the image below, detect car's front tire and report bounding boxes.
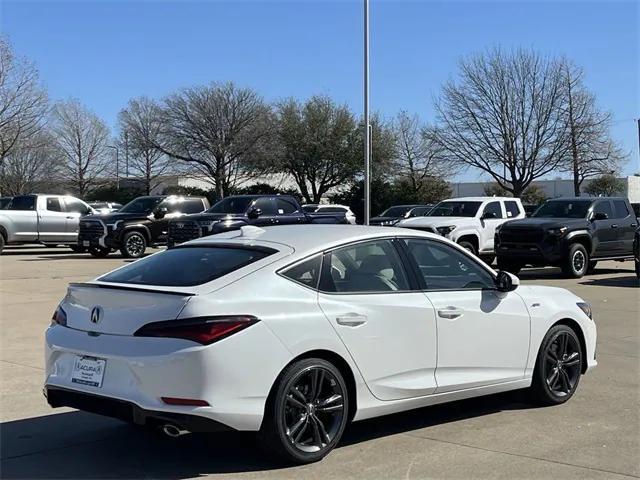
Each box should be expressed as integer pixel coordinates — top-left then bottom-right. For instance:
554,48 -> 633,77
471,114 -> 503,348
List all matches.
259,358 -> 349,464
120,231 -> 147,258
530,324 -> 583,406
88,246 -> 111,258
563,243 -> 589,278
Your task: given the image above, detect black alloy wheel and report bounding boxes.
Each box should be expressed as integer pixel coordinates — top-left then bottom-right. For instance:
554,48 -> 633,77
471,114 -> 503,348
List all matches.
121,231 -> 147,258
458,240 -> 477,256
531,325 -> 582,405
260,358 -> 349,464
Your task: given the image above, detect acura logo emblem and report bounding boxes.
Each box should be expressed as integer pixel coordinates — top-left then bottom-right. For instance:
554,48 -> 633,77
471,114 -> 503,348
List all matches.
90,306 -> 103,324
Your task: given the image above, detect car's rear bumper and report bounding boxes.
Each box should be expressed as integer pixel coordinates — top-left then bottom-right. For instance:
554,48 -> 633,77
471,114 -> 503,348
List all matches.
44,322 -> 290,431
44,386 -> 234,432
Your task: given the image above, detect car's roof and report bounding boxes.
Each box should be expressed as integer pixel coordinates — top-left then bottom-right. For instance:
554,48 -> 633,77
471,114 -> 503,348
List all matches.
187,224 -> 439,257
444,197 -> 514,202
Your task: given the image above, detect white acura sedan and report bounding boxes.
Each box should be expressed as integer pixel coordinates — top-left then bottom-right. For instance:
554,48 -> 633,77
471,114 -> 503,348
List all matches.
44,225 -> 597,464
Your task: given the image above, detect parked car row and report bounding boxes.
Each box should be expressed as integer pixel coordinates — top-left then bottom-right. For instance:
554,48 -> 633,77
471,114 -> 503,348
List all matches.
2,192 -> 639,280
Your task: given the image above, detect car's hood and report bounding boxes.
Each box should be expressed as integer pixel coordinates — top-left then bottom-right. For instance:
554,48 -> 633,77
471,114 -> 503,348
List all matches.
516,285 -> 583,305
370,216 -> 399,224
398,216 -> 473,227
83,212 -> 149,223
501,217 -> 588,230
172,212 -> 245,222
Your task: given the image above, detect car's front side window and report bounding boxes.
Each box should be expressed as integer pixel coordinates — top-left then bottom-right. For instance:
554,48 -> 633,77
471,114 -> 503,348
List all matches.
320,239 -> 409,293
482,201 -> 503,219
402,238 -> 495,290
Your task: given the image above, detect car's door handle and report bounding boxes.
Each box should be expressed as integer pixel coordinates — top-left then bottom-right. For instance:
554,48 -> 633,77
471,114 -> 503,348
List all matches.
336,314 -> 367,327
438,307 -> 464,319
611,224 -> 618,229
66,216 -> 74,219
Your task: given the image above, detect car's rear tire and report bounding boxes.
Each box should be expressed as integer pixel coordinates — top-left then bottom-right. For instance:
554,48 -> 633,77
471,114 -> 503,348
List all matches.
120,231 -> 147,258
259,358 -> 349,465
497,258 -> 521,275
530,324 -> 583,406
458,240 -> 477,256
89,247 -> 111,258
563,243 -> 589,278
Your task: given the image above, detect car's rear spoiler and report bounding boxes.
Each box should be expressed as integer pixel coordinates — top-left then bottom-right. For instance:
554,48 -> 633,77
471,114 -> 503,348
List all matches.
68,282 -> 196,297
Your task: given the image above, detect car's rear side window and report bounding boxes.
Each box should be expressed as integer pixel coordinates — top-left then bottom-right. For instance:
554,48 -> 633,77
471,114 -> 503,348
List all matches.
281,255 -> 322,289
504,201 -> 521,218
99,246 -> 275,286
613,200 -> 630,219
7,196 -> 36,210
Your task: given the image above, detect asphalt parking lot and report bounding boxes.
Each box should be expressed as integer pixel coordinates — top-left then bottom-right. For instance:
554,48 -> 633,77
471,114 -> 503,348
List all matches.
0,245 -> 638,479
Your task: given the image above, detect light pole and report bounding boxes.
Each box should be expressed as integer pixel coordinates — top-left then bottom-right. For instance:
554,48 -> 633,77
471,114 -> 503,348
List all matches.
107,145 -> 119,189
363,0 -> 371,225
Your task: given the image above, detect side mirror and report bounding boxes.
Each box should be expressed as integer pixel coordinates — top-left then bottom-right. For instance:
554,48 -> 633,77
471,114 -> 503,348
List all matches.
482,211 -> 497,220
495,270 -> 519,292
154,207 -> 168,219
247,207 -> 262,220
592,211 -> 608,221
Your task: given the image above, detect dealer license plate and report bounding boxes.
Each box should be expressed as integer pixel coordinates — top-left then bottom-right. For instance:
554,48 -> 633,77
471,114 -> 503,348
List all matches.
71,355 -> 106,387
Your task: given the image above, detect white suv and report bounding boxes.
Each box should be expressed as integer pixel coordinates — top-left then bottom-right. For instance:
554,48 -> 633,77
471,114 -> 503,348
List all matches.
396,197 -> 525,262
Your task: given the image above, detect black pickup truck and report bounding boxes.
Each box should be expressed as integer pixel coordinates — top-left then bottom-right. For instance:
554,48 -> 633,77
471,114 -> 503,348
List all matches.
79,195 -> 209,258
495,197 -> 637,278
167,194 -> 349,246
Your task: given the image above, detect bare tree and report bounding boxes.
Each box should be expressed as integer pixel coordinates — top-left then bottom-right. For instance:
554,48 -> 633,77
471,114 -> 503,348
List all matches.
276,96 -> 360,203
560,60 -> 625,195
155,82 -> 275,199
0,37 -> 49,167
0,130 -> 61,195
118,97 -> 171,195
392,111 -> 449,195
52,99 -> 111,197
435,48 -> 570,197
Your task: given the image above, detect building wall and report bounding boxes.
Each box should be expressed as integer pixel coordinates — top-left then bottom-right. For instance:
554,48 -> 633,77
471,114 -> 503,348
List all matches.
450,176 -> 640,203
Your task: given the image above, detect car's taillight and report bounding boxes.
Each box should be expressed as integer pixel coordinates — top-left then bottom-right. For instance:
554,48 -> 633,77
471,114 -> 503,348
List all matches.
51,306 -> 67,327
134,316 -> 259,345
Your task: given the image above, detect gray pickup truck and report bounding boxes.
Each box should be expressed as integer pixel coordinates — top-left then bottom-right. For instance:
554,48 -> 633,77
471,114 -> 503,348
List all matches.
0,194 -> 94,254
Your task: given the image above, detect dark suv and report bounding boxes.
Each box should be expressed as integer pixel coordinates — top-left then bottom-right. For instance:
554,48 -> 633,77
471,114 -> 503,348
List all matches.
79,195 -> 209,258
495,197 -> 637,278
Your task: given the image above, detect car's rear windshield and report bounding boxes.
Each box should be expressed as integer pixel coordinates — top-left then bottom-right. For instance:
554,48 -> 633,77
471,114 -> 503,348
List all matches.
533,200 -> 592,219
207,197 -> 253,214
427,201 -> 481,217
99,246 -> 275,286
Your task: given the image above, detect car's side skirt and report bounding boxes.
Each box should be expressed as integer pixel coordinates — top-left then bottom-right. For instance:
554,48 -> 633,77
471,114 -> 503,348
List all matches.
352,378 -> 532,422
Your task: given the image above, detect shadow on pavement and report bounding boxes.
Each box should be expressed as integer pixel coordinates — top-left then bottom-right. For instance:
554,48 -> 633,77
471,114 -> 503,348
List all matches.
517,266 -> 634,280
1,391 -> 533,479
579,275 -> 639,288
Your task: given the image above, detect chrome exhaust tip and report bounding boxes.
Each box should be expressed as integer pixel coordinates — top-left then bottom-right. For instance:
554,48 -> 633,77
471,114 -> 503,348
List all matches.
161,423 -> 190,437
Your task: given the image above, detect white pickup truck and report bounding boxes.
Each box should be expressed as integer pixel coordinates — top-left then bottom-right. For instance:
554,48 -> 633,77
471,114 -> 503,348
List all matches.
396,196 -> 525,263
0,194 -> 94,253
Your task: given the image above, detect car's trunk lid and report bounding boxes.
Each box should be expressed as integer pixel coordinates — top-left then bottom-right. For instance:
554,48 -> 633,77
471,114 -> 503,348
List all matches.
62,283 -> 194,335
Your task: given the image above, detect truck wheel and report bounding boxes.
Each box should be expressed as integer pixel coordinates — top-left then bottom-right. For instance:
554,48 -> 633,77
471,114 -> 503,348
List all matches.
458,240 -> 477,256
89,247 -> 111,258
70,245 -> 86,253
497,258 -> 521,275
563,243 -> 589,278
121,231 -> 147,258
0,233 -> 5,254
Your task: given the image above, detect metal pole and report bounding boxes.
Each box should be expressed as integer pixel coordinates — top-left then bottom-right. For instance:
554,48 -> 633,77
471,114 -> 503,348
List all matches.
364,0 -> 370,225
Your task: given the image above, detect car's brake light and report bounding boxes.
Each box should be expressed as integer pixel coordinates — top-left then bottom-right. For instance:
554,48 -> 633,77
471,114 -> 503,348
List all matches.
134,316 -> 259,345
51,306 -> 67,327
